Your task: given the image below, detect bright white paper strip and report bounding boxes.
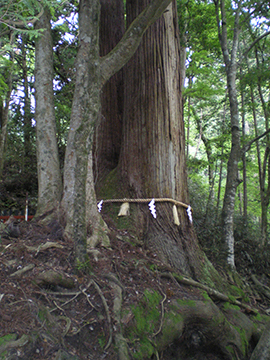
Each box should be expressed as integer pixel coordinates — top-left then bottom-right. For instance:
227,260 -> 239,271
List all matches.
97,200 -> 103,212
148,199 -> 156,218
186,205 -> 193,223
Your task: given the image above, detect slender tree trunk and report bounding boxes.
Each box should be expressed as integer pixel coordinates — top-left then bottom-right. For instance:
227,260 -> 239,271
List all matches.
193,110 -> 215,213
240,70 -> 248,223
119,0 -> 202,277
255,49 -> 270,246
247,47 -> 270,246
250,84 -> 265,245
21,35 -> 32,159
0,81 -> 12,179
215,0 -> 242,268
216,98 -> 227,219
61,0 -> 103,262
35,8 -> 62,215
216,149 -> 224,218
0,40 -> 13,179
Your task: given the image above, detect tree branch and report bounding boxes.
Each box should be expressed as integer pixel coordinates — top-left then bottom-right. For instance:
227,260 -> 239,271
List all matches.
100,0 -> 173,87
243,30 -> 270,57
242,128 -> 270,154
0,7 -> 44,28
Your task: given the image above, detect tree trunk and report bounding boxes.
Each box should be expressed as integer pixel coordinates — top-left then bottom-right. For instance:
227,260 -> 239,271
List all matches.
94,0 -> 124,185
61,0 -> 174,262
215,0 -> 242,268
250,320 -> 270,360
0,43 -> 13,179
241,91 -> 248,222
61,0 -> 104,262
119,0 -> 202,277
21,34 -> 32,160
250,82 -> 269,247
35,8 -> 62,215
216,100 -> 227,219
255,48 -> 270,246
34,0 -> 174,264
0,80 -> 12,179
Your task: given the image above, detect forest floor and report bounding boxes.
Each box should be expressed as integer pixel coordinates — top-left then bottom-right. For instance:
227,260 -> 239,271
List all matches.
0,215 -> 270,360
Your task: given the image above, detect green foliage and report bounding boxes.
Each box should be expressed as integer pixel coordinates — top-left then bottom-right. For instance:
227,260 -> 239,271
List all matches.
181,0 -> 220,53
0,334 -> 17,359
98,334 -> 106,349
75,258 -> 92,274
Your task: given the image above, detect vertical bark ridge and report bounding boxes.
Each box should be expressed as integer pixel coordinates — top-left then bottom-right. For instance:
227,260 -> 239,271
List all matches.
120,0 -> 202,277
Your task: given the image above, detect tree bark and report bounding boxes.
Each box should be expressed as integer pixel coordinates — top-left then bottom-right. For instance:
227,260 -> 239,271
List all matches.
35,8 -> 62,215
21,34 -> 32,160
119,0 -> 202,277
250,320 -> 270,360
250,83 -> 270,247
0,37 -> 13,179
215,0 -> 242,268
34,0 -> 174,263
255,48 -> 270,246
240,69 -> 248,223
93,0 -> 124,185
61,0 -> 102,262
61,0 -> 173,262
0,78 -> 11,179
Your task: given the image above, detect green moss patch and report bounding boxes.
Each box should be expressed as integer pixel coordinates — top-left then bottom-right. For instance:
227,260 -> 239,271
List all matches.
125,289 -> 162,359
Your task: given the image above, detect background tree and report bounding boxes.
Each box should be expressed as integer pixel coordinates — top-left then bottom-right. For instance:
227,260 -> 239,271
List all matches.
214,0 -> 242,268
34,7 -> 62,215
0,57 -> 12,178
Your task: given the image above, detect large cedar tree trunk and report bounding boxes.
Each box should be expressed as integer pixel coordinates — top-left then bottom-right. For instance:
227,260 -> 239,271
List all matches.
94,0 -> 124,185
119,0 -> 202,277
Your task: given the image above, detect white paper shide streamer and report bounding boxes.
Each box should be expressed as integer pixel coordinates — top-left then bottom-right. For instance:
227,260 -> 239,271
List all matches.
97,200 -> 103,212
148,199 -> 157,218
186,205 -> 193,223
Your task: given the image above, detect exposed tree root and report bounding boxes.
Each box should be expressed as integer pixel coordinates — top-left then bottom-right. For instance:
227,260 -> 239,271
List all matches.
92,279 -> 113,350
107,273 -> 130,360
161,272 -> 258,314
250,319 -> 270,360
0,334 -> 30,354
251,274 -> 270,301
155,298 -> 256,359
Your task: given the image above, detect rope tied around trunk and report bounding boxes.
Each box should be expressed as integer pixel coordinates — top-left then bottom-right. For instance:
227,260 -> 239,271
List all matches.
96,198 -> 193,224
98,198 -> 189,209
